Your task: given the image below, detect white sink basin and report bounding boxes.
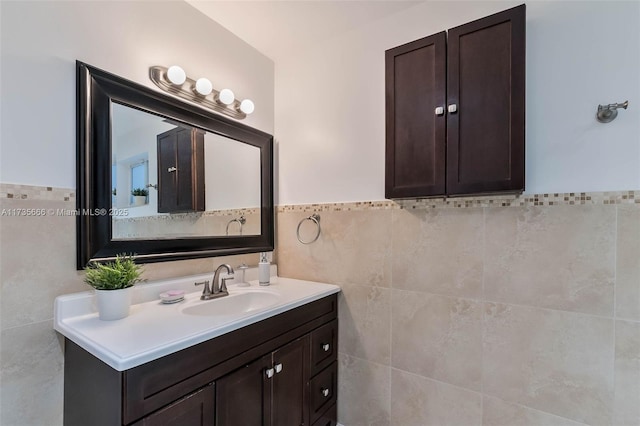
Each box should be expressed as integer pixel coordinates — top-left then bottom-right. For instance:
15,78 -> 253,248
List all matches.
181,290 -> 280,317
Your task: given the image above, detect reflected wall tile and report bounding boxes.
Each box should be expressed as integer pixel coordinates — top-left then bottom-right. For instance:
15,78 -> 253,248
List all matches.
1,320 -> 64,426
483,302 -> 614,425
391,289 -> 482,391
482,395 -> 587,426
390,368 -> 481,426
338,353 -> 390,426
484,205 -> 615,316
277,210 -> 391,287
140,253 -> 260,281
614,320 -> 640,425
0,199 -> 85,329
616,205 -> 640,321
338,283 -> 391,365
392,207 -> 483,299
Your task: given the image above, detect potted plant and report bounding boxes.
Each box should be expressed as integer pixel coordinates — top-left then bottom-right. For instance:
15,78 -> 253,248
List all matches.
84,254 -> 144,320
131,188 -> 148,206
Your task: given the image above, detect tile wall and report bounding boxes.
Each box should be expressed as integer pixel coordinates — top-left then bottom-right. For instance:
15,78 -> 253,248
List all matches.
1,185 -> 638,425
0,184 -> 259,425
276,192 -> 640,426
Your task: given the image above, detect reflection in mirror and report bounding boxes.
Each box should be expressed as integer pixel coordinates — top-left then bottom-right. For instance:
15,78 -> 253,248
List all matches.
111,103 -> 261,240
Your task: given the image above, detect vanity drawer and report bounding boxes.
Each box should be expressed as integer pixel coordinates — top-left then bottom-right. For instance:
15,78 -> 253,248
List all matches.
309,362 -> 337,424
310,319 -> 337,376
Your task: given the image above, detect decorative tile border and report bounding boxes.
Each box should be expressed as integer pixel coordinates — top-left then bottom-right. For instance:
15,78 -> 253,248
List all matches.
276,190 -> 639,212
0,183 -> 75,202
2,184 -> 637,211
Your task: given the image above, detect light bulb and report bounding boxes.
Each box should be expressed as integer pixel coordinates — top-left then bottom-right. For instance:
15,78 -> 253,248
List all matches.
218,89 -> 235,105
240,99 -> 255,115
166,65 -> 186,85
195,78 -> 212,96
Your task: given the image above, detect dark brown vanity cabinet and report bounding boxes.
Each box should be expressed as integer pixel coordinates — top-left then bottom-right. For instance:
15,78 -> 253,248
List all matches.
63,295 -> 338,426
157,127 -> 205,213
385,4 -> 525,198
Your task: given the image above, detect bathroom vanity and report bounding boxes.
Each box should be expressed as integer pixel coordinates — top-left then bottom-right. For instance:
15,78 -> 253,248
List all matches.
55,276 -> 340,426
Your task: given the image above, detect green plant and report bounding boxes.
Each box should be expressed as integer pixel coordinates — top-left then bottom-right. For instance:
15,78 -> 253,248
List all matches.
84,254 -> 144,290
131,188 -> 148,197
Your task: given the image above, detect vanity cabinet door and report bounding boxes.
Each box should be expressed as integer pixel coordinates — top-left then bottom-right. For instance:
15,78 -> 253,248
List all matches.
271,336 -> 310,426
134,384 -> 214,426
215,353 -> 272,426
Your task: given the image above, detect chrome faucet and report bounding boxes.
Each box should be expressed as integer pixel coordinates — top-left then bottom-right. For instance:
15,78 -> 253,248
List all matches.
195,264 -> 234,300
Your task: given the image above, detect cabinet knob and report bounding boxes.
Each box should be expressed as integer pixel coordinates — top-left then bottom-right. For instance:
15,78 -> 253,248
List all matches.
321,388 -> 330,397
265,368 -> 274,378
435,106 -> 445,116
274,363 -> 283,374
448,104 -> 458,114
167,166 -> 178,173
322,343 -> 330,352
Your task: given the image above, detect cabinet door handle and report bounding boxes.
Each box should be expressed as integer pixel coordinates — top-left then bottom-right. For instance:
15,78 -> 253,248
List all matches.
448,104 -> 458,114
322,343 -> 330,352
167,166 -> 178,173
265,368 -> 274,378
435,106 -> 445,116
321,388 -> 330,397
274,363 -> 283,374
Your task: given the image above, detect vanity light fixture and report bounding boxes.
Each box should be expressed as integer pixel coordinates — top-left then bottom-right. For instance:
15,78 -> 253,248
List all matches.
149,65 -> 254,120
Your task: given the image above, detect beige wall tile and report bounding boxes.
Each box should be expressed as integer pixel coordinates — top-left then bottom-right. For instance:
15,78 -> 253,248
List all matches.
392,207 -> 484,299
390,369 -> 481,426
483,302 -> 614,425
616,205 -> 640,321
391,289 -> 482,391
482,395 -> 588,426
0,199 -> 86,330
338,353 -> 390,426
614,320 -> 640,425
1,320 -> 64,426
484,205 -> 615,316
277,210 -> 391,287
338,283 -> 391,365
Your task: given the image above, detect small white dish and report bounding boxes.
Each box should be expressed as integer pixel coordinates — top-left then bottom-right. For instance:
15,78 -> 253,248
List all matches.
159,290 -> 185,304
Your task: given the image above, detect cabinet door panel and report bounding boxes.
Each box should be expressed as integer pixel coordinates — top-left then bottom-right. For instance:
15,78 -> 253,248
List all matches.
447,4 -> 525,195
385,32 -> 447,198
215,354 -> 272,426
272,336 -> 310,426
135,384 -> 214,426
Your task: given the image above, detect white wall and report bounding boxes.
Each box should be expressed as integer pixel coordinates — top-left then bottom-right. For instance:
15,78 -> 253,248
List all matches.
275,0 -> 640,205
0,0 -> 274,188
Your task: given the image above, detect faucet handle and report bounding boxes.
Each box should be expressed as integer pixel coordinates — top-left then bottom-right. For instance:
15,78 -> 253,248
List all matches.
220,276 -> 233,293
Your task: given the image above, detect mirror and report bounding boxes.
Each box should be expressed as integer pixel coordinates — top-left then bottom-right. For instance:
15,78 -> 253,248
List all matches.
77,61 -> 274,268
110,103 -> 261,240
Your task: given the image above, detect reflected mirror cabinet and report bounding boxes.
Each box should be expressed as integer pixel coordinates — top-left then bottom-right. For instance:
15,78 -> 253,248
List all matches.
77,61 -> 274,268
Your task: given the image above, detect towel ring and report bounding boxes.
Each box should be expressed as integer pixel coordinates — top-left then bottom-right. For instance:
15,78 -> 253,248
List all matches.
296,213 -> 321,244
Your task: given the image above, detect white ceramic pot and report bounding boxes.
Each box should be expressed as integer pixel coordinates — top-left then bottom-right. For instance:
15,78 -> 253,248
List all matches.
133,196 -> 146,206
95,287 -> 133,320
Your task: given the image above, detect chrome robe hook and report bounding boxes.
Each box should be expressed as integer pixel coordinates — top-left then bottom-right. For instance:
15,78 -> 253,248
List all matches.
597,100 -> 628,123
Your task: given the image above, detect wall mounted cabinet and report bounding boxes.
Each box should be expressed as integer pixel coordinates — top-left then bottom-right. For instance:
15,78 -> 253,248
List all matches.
385,4 -> 525,198
157,127 -> 205,213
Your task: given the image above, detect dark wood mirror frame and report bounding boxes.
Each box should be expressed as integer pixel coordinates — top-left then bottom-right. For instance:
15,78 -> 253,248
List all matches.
76,61 -> 274,269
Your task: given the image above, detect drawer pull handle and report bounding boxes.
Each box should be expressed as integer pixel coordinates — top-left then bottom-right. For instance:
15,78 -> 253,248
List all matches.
265,368 -> 274,378
275,363 -> 283,374
322,343 -> 330,352
321,388 -> 330,397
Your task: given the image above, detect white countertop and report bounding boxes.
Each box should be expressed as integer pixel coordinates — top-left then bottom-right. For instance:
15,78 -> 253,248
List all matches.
54,273 -> 340,371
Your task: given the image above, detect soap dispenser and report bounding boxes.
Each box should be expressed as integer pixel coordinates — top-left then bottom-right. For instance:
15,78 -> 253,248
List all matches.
258,252 -> 270,286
